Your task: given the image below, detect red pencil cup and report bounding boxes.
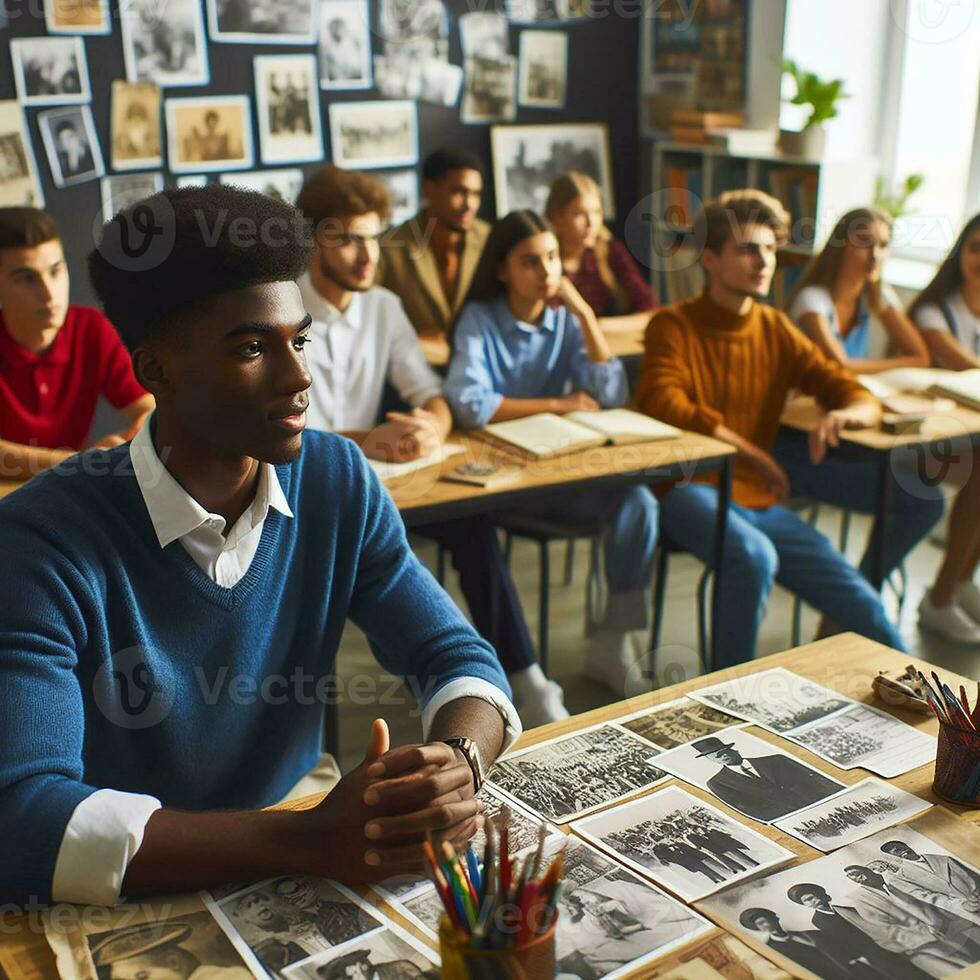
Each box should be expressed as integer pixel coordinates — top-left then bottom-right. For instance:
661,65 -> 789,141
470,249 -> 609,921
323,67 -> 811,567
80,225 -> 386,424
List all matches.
933,719 -> 980,807
438,914 -> 557,979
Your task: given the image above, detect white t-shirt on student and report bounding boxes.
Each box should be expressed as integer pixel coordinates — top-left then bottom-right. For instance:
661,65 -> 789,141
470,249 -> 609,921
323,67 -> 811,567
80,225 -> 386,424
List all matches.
913,289 -> 980,362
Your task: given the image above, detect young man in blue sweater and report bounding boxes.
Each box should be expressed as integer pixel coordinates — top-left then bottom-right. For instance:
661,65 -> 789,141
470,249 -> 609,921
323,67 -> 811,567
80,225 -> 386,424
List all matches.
0,186 -> 519,905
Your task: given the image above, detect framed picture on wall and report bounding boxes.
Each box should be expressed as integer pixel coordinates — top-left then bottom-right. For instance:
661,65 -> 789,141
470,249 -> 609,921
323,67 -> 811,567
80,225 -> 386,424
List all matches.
219,168 -> 305,204
100,172 -> 164,219
44,0 -> 110,35
490,122 -> 614,217
461,56 -> 517,124
253,54 -> 323,165
318,0 -> 373,90
371,168 -> 418,226
111,81 -> 162,171
38,105 -> 105,188
11,37 -> 91,106
0,100 -> 45,208
328,100 -> 418,170
165,95 -> 254,173
120,0 -> 209,88
207,0 -> 315,44
518,29 -> 568,108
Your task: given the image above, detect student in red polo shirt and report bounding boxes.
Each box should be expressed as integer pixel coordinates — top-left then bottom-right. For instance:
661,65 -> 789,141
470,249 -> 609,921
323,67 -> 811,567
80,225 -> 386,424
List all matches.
0,207 -> 153,477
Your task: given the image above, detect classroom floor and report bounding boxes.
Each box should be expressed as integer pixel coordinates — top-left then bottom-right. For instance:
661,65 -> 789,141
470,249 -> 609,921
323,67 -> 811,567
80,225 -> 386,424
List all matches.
334,507 -> 979,772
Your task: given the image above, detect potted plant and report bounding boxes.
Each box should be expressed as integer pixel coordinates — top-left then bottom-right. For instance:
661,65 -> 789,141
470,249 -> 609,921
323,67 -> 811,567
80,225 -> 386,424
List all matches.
779,58 -> 849,159
874,173 -> 925,220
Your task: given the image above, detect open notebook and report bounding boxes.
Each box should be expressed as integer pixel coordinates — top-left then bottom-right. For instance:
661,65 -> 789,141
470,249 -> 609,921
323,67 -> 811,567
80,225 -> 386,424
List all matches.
859,368 -> 980,412
367,443 -> 465,482
477,409 -> 682,461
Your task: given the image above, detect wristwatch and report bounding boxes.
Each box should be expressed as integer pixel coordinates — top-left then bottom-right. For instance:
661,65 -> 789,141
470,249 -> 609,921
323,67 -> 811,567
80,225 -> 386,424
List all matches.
441,737 -> 486,793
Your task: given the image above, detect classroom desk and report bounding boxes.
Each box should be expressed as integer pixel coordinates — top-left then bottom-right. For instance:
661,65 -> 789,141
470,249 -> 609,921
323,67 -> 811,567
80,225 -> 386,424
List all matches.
0,479 -> 19,500
780,396 -> 980,590
2,634 -> 973,979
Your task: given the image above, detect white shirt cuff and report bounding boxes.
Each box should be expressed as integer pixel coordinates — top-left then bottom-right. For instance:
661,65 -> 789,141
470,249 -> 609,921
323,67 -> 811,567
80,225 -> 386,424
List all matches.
51,789 -> 162,905
420,677 -> 523,759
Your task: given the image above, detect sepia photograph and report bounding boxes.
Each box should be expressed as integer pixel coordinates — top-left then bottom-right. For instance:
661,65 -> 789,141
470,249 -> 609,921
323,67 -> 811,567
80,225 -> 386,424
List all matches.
207,0 -> 315,44
318,0 -> 372,91
111,81 -> 162,171
491,122 -> 614,216
459,11 -> 510,60
774,778 -> 933,852
518,29 -> 568,108
280,926 -> 438,980
38,105 -> 104,188
44,0 -> 110,34
207,876 -> 386,978
254,55 -> 323,165
573,785 -> 796,902
613,696 -> 742,750
120,0 -> 210,87
488,722 -> 668,823
328,100 -> 418,171
689,667 -> 853,734
702,815 -> 980,980
462,56 -> 517,125
100,172 -> 163,219
11,37 -> 90,106
166,95 -> 254,173
220,168 -> 304,204
0,100 -> 45,208
378,0 -> 449,61
654,726 -> 846,824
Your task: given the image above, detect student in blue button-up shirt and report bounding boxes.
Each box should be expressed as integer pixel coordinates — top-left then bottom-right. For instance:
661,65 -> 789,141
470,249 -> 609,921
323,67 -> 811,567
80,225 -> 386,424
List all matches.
445,210 -> 659,696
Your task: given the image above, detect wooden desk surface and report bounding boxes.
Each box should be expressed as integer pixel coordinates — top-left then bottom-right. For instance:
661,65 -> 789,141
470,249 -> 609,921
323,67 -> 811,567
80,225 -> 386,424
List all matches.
0,479 -> 20,500
3,635 -> 975,979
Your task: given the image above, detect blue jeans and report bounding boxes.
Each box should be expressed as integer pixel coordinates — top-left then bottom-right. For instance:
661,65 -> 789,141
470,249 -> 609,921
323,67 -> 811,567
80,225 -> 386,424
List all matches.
660,483 -> 906,668
774,429 -> 945,582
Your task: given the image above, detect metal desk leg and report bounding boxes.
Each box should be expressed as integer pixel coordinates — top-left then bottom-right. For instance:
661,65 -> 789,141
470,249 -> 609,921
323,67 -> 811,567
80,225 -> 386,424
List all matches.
871,452 -> 892,592
710,457 -> 733,672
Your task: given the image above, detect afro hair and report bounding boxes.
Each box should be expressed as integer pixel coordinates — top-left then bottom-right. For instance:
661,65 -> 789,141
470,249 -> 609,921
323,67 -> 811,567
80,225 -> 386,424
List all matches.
88,185 -> 312,350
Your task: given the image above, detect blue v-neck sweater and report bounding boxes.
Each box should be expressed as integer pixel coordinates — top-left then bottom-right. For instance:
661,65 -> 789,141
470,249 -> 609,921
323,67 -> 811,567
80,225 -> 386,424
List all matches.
0,431 -> 509,901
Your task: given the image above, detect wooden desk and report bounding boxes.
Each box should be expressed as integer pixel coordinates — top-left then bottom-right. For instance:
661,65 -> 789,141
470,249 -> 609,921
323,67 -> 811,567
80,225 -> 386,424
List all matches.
3,636 -> 973,980
0,479 -> 20,500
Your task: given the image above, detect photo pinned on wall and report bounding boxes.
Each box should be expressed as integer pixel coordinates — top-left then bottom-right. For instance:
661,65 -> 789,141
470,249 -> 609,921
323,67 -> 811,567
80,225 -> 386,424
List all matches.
462,55 -> 517,125
207,0 -> 315,44
44,0 -> 110,35
458,11 -> 510,61
38,105 -> 105,189
378,0 -> 449,61
419,60 -> 463,106
11,37 -> 91,107
219,168 -> 305,204
120,0 -> 210,87
490,122 -> 614,217
371,169 -> 419,227
328,100 -> 418,171
166,95 -> 254,174
518,30 -> 568,108
0,101 -> 46,208
111,81 -> 162,171
176,175 -> 208,188
507,0 -> 591,22
318,0 -> 372,91
253,55 -> 323,166
100,172 -> 164,219
372,55 -> 422,100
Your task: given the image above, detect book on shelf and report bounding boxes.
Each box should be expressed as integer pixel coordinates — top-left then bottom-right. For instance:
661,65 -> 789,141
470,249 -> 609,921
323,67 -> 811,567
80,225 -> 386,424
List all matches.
858,368 -> 980,412
707,127 -> 778,155
768,167 -> 818,226
475,409 -> 682,461
672,110 -> 745,129
367,443 -> 465,482
665,164 -> 702,227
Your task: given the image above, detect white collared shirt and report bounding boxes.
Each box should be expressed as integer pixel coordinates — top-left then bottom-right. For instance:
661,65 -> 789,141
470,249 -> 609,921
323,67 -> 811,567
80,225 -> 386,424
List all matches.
298,275 -> 443,432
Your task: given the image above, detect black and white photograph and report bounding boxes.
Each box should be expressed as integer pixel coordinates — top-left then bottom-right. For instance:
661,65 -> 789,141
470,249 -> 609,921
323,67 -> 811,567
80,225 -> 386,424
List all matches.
44,0 -> 110,35
462,56 -> 517,125
689,667 -> 853,734
220,168 -> 304,204
788,702 -> 937,778
206,876 -> 386,978
84,909 -> 254,980
177,174 -> 208,188
654,727 -> 846,824
614,697 -> 743,750
372,170 -> 418,226
573,786 -> 796,902
774,778 -> 933,852
120,0 -> 210,87
487,723 -> 668,823
254,55 -> 323,165
280,925 -> 439,980
518,30 -> 568,108
328,100 -> 418,171
38,105 -> 104,188
372,55 -> 422,100
0,101 -> 45,208
701,816 -> 980,980
490,122 -> 614,216
100,172 -> 163,219
506,0 -> 563,21
11,37 -> 90,106
166,96 -> 254,173
110,81 -> 162,171
378,0 -> 449,61
318,0 -> 372,91
458,11 -> 510,60
207,0 -> 315,44
419,60 -> 464,107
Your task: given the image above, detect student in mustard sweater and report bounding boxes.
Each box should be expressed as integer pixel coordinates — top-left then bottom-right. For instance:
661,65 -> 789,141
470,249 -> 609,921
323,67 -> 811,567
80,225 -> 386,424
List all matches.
634,192 -> 903,668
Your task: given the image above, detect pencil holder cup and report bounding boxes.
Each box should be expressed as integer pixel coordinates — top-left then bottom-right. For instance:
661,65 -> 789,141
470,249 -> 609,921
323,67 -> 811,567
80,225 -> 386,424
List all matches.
933,720 -> 980,806
437,915 -> 557,979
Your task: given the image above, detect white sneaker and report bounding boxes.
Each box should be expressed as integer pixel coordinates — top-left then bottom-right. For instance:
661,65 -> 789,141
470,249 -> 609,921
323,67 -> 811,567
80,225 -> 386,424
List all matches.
955,581 -> 980,624
515,679 -> 569,729
582,631 -> 651,696
918,594 -> 980,644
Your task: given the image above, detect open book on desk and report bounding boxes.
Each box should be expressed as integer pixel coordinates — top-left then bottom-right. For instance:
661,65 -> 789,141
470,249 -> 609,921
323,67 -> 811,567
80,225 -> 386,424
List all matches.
859,368 -> 980,412
367,443 -> 465,482
475,409 -> 682,461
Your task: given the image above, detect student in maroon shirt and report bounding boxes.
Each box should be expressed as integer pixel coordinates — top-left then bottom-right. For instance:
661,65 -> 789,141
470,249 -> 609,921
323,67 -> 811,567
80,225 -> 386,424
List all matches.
0,207 -> 153,478
546,171 -> 657,337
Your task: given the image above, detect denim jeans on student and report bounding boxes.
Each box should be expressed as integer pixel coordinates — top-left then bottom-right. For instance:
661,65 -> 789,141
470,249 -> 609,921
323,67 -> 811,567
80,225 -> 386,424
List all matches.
773,428 -> 946,582
659,482 -> 906,669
